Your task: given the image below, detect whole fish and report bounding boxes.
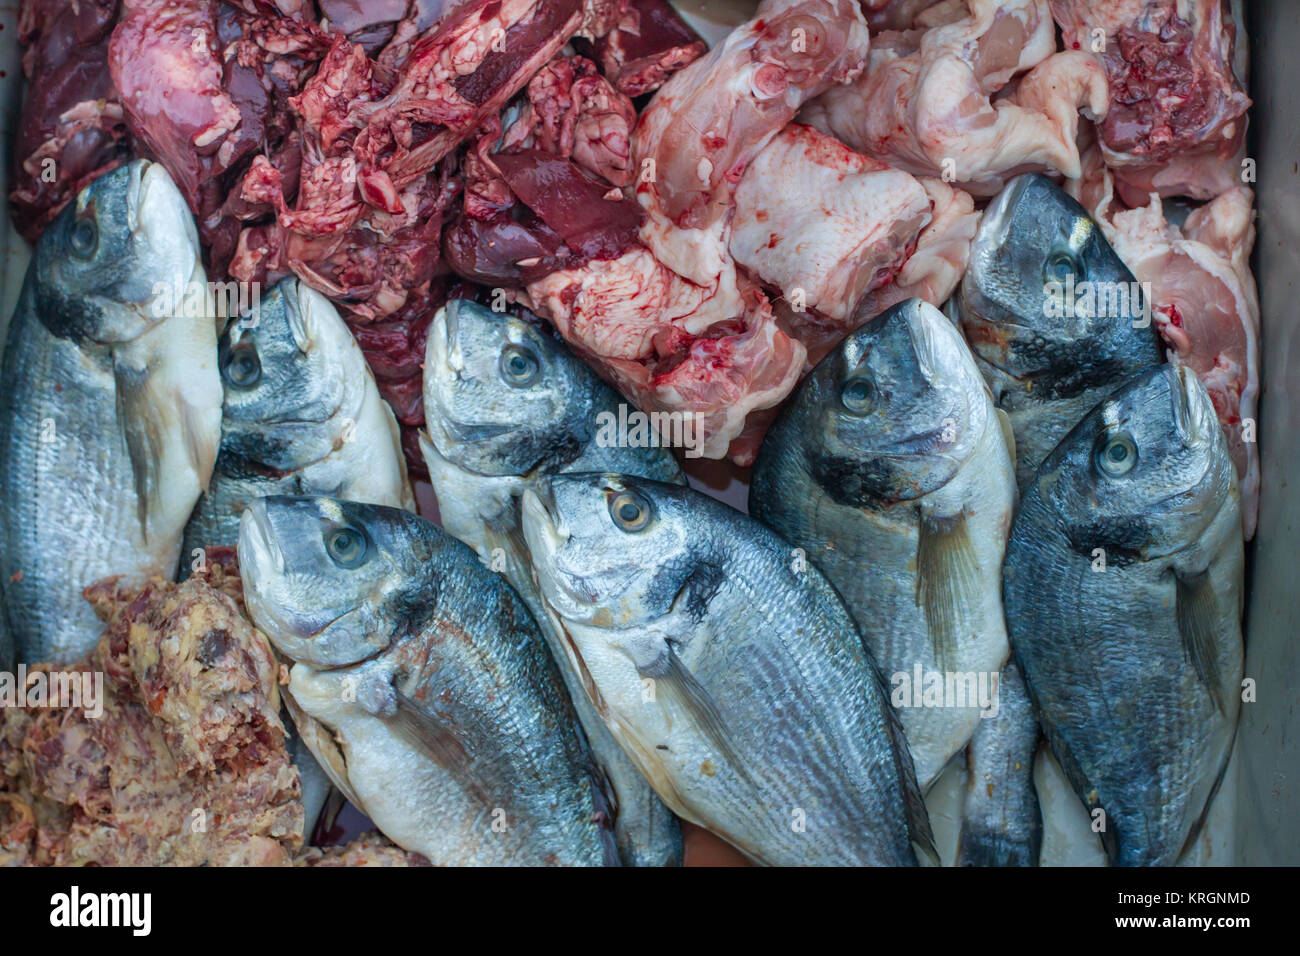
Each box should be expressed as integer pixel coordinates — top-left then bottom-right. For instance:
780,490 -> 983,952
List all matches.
956,660 -> 1042,866
0,160 -> 222,665
750,298 -> 1016,789
958,173 -> 1164,488
521,473 -> 932,866
1004,364 -> 1242,866
421,298 -> 684,867
238,495 -> 616,866
181,277 -> 414,566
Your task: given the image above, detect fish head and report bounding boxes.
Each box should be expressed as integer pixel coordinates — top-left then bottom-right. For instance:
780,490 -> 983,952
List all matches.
424,299 -> 594,477
521,474 -> 699,628
34,160 -> 202,345
959,174 -> 1152,393
799,299 -> 981,504
239,495 -> 436,668
1034,365 -> 1235,559
218,279 -> 356,468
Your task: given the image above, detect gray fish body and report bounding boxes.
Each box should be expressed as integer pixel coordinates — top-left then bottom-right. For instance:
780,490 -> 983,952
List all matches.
956,659 -> 1041,866
0,161 -> 222,664
422,299 -> 683,866
750,299 -> 1015,789
181,279 -> 413,567
523,474 -> 929,866
958,174 -> 1164,488
240,496 -> 615,866
1005,365 -> 1242,866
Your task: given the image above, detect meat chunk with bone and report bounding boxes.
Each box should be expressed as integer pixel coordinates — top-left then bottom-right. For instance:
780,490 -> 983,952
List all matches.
521,0 -> 873,461
729,124 -> 932,325
803,0 -> 1107,196
1052,0 -> 1250,202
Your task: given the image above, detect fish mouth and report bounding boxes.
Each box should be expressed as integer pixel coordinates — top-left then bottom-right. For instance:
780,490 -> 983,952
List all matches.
971,174 -> 1029,260
1172,364 -> 1214,447
132,160 -> 200,259
521,485 -> 594,618
239,499 -> 285,580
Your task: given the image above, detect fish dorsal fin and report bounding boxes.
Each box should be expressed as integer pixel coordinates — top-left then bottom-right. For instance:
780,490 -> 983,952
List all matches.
1174,568 -> 1226,715
915,508 -> 979,672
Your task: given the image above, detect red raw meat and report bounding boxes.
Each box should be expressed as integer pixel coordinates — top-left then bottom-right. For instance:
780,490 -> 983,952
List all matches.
9,0 -> 130,243
595,0 -> 708,98
1052,0 -> 1251,201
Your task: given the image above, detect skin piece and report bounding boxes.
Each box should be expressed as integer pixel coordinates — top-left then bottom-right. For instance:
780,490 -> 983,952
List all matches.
239,495 -> 617,866
1004,364 -> 1243,866
0,160 -> 222,665
750,298 -> 1015,789
957,173 -> 1164,489
521,472 -> 932,866
420,298 -> 684,866
181,277 -> 414,564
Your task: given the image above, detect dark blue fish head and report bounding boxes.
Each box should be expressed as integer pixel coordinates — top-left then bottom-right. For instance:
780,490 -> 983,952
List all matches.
32,160 -> 201,346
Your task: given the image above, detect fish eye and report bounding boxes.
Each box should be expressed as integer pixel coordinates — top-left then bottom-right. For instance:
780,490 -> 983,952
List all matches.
608,490 -> 653,533
840,378 -> 876,415
1096,431 -> 1138,477
1044,252 -> 1083,285
325,526 -> 369,568
222,343 -> 262,389
499,344 -> 540,387
69,217 -> 98,259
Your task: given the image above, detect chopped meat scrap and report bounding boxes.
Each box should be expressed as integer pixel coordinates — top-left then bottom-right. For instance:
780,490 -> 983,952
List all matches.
595,0 -> 708,97
1052,0 -> 1250,202
0,552 -> 426,865
0,559 -> 303,865
296,830 -> 431,866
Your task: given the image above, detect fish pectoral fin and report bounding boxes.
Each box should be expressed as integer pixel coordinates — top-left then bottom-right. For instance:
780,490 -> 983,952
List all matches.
915,508 -> 979,672
113,357 -> 166,544
388,688 -> 494,806
1174,568 -> 1226,715
640,646 -> 755,789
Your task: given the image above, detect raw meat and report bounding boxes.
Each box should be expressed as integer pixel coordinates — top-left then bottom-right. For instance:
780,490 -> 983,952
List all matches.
803,0 -> 1107,196
595,0 -> 708,97
9,0 -> 129,243
729,124 -> 932,324
1052,0 -> 1250,202
522,0 -> 871,461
